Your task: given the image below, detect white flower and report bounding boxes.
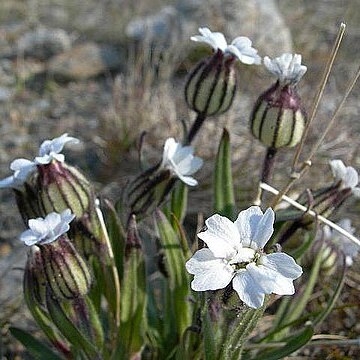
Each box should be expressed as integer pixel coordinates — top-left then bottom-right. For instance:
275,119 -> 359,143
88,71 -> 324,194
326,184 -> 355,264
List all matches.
161,138 -> 203,186
19,209 -> 75,246
35,133 -> 80,165
191,27 -> 261,65
185,206 -> 302,309
0,158 -> 36,189
323,219 -> 359,267
264,53 -> 307,85
329,159 -> 360,197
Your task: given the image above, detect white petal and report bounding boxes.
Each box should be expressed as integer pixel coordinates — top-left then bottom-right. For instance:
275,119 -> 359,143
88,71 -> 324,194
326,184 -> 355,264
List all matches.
329,159 -> 346,182
264,53 -> 306,84
345,256 -> 353,267
61,209 -> 76,223
52,153 -> 65,163
51,133 -> 79,153
187,157 -> 203,175
38,140 -> 52,157
234,206 -> 263,247
252,208 -> 275,248
0,175 -> 16,188
171,145 -> 193,163
352,187 -> 360,198
39,134 -> 78,155
227,37 -> 261,65
162,138 -> 178,165
28,218 -> 47,236
10,158 -> 34,171
232,270 -> 265,309
44,212 -> 62,229
246,263 -> 295,296
344,167 -> 359,189
191,27 -> 228,51
176,156 -> 203,176
186,248 -> 234,291
19,229 -> 40,246
261,253 -> 303,279
231,36 -> 252,49
176,173 -> 198,186
198,214 -> 240,258
34,155 -> 52,164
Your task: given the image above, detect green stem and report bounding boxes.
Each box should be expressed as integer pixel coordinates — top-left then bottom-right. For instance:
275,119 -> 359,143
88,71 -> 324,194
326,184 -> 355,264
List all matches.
186,113 -> 207,144
219,301 -> 267,360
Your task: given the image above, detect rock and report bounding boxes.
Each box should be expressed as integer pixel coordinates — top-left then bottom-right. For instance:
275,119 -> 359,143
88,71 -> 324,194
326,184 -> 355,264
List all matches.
125,0 -> 292,57
17,27 -> 72,60
47,42 -> 124,80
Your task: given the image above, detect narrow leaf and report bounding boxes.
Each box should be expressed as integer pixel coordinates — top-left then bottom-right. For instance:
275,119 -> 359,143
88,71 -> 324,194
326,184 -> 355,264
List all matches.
114,215 -> 147,360
313,259 -> 346,327
155,210 -> 191,338
252,324 -> 314,360
170,182 -> 188,225
10,327 -> 63,360
46,293 -> 100,359
214,128 -> 235,219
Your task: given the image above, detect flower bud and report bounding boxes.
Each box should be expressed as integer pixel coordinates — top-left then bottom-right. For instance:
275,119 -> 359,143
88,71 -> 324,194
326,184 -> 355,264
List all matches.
36,161 -> 93,218
40,236 -> 92,300
250,81 -> 306,148
185,50 -> 237,117
319,243 -> 337,275
35,161 -> 107,257
24,247 -> 47,306
14,181 -> 42,225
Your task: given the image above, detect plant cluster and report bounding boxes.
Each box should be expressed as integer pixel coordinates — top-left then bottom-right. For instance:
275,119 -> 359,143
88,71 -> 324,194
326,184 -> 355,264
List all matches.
1,25 -> 359,359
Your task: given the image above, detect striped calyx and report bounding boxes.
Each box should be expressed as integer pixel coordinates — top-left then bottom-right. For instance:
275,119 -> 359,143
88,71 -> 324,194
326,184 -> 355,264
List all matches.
24,247 -> 47,306
250,81 -> 306,148
40,236 -> 92,300
37,161 -> 93,218
36,161 -> 106,258
295,184 -> 352,230
319,242 -> 337,275
185,50 -> 237,116
14,181 -> 42,225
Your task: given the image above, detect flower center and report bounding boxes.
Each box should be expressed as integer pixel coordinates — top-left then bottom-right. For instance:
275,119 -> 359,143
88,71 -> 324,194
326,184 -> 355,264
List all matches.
230,248 -> 262,270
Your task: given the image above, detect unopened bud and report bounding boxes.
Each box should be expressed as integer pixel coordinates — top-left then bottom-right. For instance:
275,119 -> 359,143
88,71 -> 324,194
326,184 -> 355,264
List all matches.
250,81 -> 306,148
185,50 -> 236,117
14,181 -> 42,225
40,236 -> 92,300
36,161 -> 93,218
24,247 -> 47,305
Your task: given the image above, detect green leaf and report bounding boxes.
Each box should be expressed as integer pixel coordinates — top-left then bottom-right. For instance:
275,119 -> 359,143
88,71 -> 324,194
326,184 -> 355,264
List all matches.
203,306 -> 217,360
313,260 -> 346,327
155,210 -> 192,338
289,229 -> 317,260
286,245 -> 323,323
214,128 -> 235,219
10,327 -> 63,360
114,215 -> 147,360
104,199 -> 126,280
46,294 -> 100,359
73,298 -> 104,351
251,324 -> 314,360
170,182 -> 188,225
23,260 -> 70,355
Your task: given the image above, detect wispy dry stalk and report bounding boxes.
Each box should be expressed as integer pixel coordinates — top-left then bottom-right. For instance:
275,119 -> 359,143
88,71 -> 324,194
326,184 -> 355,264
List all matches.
262,182 -> 360,247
